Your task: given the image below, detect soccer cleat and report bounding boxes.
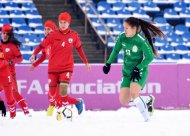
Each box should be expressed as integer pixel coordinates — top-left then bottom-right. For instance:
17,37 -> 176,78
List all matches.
75,98 -> 84,115
56,109 -> 62,121
147,95 -> 155,116
9,106 -> 16,119
47,106 -> 55,116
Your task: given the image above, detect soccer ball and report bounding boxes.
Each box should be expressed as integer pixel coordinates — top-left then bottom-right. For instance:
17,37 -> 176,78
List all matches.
56,107 -> 73,121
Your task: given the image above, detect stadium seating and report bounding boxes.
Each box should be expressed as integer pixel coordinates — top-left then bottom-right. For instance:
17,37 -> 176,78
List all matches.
78,0 -> 190,62
0,0 -> 43,64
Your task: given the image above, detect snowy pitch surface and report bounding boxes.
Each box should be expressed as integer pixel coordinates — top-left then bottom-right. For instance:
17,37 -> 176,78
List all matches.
1,107 -> 190,136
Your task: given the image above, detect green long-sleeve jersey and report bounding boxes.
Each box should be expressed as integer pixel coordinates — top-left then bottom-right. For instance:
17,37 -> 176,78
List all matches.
107,32 -> 154,74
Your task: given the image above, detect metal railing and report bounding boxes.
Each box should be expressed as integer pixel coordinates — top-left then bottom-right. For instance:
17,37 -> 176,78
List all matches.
75,0 -> 116,62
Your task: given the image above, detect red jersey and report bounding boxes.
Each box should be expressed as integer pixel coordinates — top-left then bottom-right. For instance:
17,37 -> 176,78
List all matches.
0,49 -> 11,84
33,29 -> 88,73
0,42 -> 23,72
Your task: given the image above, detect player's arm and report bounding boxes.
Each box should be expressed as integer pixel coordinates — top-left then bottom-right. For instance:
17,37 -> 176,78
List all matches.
136,40 -> 154,70
10,45 -> 23,64
103,35 -> 122,74
74,33 -> 90,71
30,34 -> 52,63
32,52 -> 47,67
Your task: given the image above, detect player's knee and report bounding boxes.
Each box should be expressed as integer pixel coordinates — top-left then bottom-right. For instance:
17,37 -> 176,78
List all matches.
60,84 -> 68,96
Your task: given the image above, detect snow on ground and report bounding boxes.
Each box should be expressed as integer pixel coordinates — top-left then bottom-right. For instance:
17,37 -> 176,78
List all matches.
1,107 -> 190,136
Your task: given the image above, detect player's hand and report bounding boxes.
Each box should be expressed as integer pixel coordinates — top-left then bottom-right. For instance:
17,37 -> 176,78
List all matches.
0,101 -> 6,117
130,67 -> 141,82
29,65 -> 35,71
103,63 -> 111,74
85,63 -> 90,71
29,54 -> 35,63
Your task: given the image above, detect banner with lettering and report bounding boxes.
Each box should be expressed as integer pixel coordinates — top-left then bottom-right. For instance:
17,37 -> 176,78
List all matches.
4,64 -> 189,110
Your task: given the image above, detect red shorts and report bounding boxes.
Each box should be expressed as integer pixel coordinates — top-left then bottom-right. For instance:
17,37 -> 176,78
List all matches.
48,72 -> 72,87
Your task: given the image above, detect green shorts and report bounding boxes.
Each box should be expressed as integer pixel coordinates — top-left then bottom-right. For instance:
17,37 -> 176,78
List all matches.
120,69 -> 148,89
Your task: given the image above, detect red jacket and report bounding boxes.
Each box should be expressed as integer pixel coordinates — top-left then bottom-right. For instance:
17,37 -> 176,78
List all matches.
0,42 -> 23,73
0,49 -> 11,84
33,29 -> 88,73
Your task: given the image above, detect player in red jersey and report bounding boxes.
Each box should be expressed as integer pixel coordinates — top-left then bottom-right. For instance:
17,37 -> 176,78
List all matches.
0,45 -> 16,118
30,12 -> 90,115
0,24 -> 30,116
29,20 -> 60,116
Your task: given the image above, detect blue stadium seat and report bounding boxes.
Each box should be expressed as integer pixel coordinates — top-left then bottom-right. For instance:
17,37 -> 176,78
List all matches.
164,8 -> 180,19
175,24 -> 189,35
133,9 -> 149,18
182,32 -> 190,42
34,25 -> 44,34
182,53 -> 190,60
154,38 -> 168,47
107,18 -> 120,27
87,9 -> 97,18
185,18 -> 190,27
179,9 -> 190,18
97,1 -> 111,12
108,37 -> 115,48
28,18 -> 43,27
154,54 -> 166,61
117,53 -> 124,63
112,2 -> 126,11
0,18 -> 10,27
21,2 -> 36,10
20,45 -> 31,51
107,0 -> 121,4
17,25 -> 33,34
4,2 -> 19,10
174,2 -> 187,12
153,17 -> 169,27
101,9 -> 116,18
160,25 -> 174,34
25,9 -> 41,18
117,9 -> 131,18
143,1 -> 160,12
0,10 -> 9,18
12,18 -> 27,27
9,10 -> 25,18
127,2 -> 141,11
160,45 -> 174,53
113,25 -> 124,35
167,32 -> 179,42
90,18 -> 102,27
96,26 -> 107,35
175,45 -> 189,53
166,53 -> 181,61
22,53 -> 32,63
170,36 -> 183,46
122,0 -> 136,4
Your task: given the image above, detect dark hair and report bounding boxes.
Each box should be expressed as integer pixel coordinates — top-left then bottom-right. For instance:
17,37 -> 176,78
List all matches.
8,30 -> 22,47
124,17 -> 165,56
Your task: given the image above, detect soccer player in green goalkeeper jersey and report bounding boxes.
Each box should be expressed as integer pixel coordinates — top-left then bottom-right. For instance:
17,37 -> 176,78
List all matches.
103,17 -> 165,122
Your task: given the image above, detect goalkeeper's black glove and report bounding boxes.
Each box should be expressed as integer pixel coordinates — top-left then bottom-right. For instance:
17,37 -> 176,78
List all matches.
103,63 -> 111,74
0,101 -> 6,117
130,67 -> 141,82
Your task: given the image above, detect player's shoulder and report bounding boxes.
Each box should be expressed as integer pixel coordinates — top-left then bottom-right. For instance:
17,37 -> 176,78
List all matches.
136,33 -> 146,41
70,29 -> 79,35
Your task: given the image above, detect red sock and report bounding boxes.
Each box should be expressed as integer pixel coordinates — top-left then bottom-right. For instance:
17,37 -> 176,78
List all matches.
13,91 -> 29,114
48,87 -> 57,106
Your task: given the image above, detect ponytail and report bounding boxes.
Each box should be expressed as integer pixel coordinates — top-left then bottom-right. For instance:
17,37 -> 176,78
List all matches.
125,17 -> 165,56
8,31 -> 21,48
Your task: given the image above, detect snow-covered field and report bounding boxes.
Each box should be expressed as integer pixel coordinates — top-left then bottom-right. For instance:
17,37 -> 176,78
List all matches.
1,107 -> 190,136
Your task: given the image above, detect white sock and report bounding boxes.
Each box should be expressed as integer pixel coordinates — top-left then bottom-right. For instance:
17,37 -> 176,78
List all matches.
133,96 -> 150,122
